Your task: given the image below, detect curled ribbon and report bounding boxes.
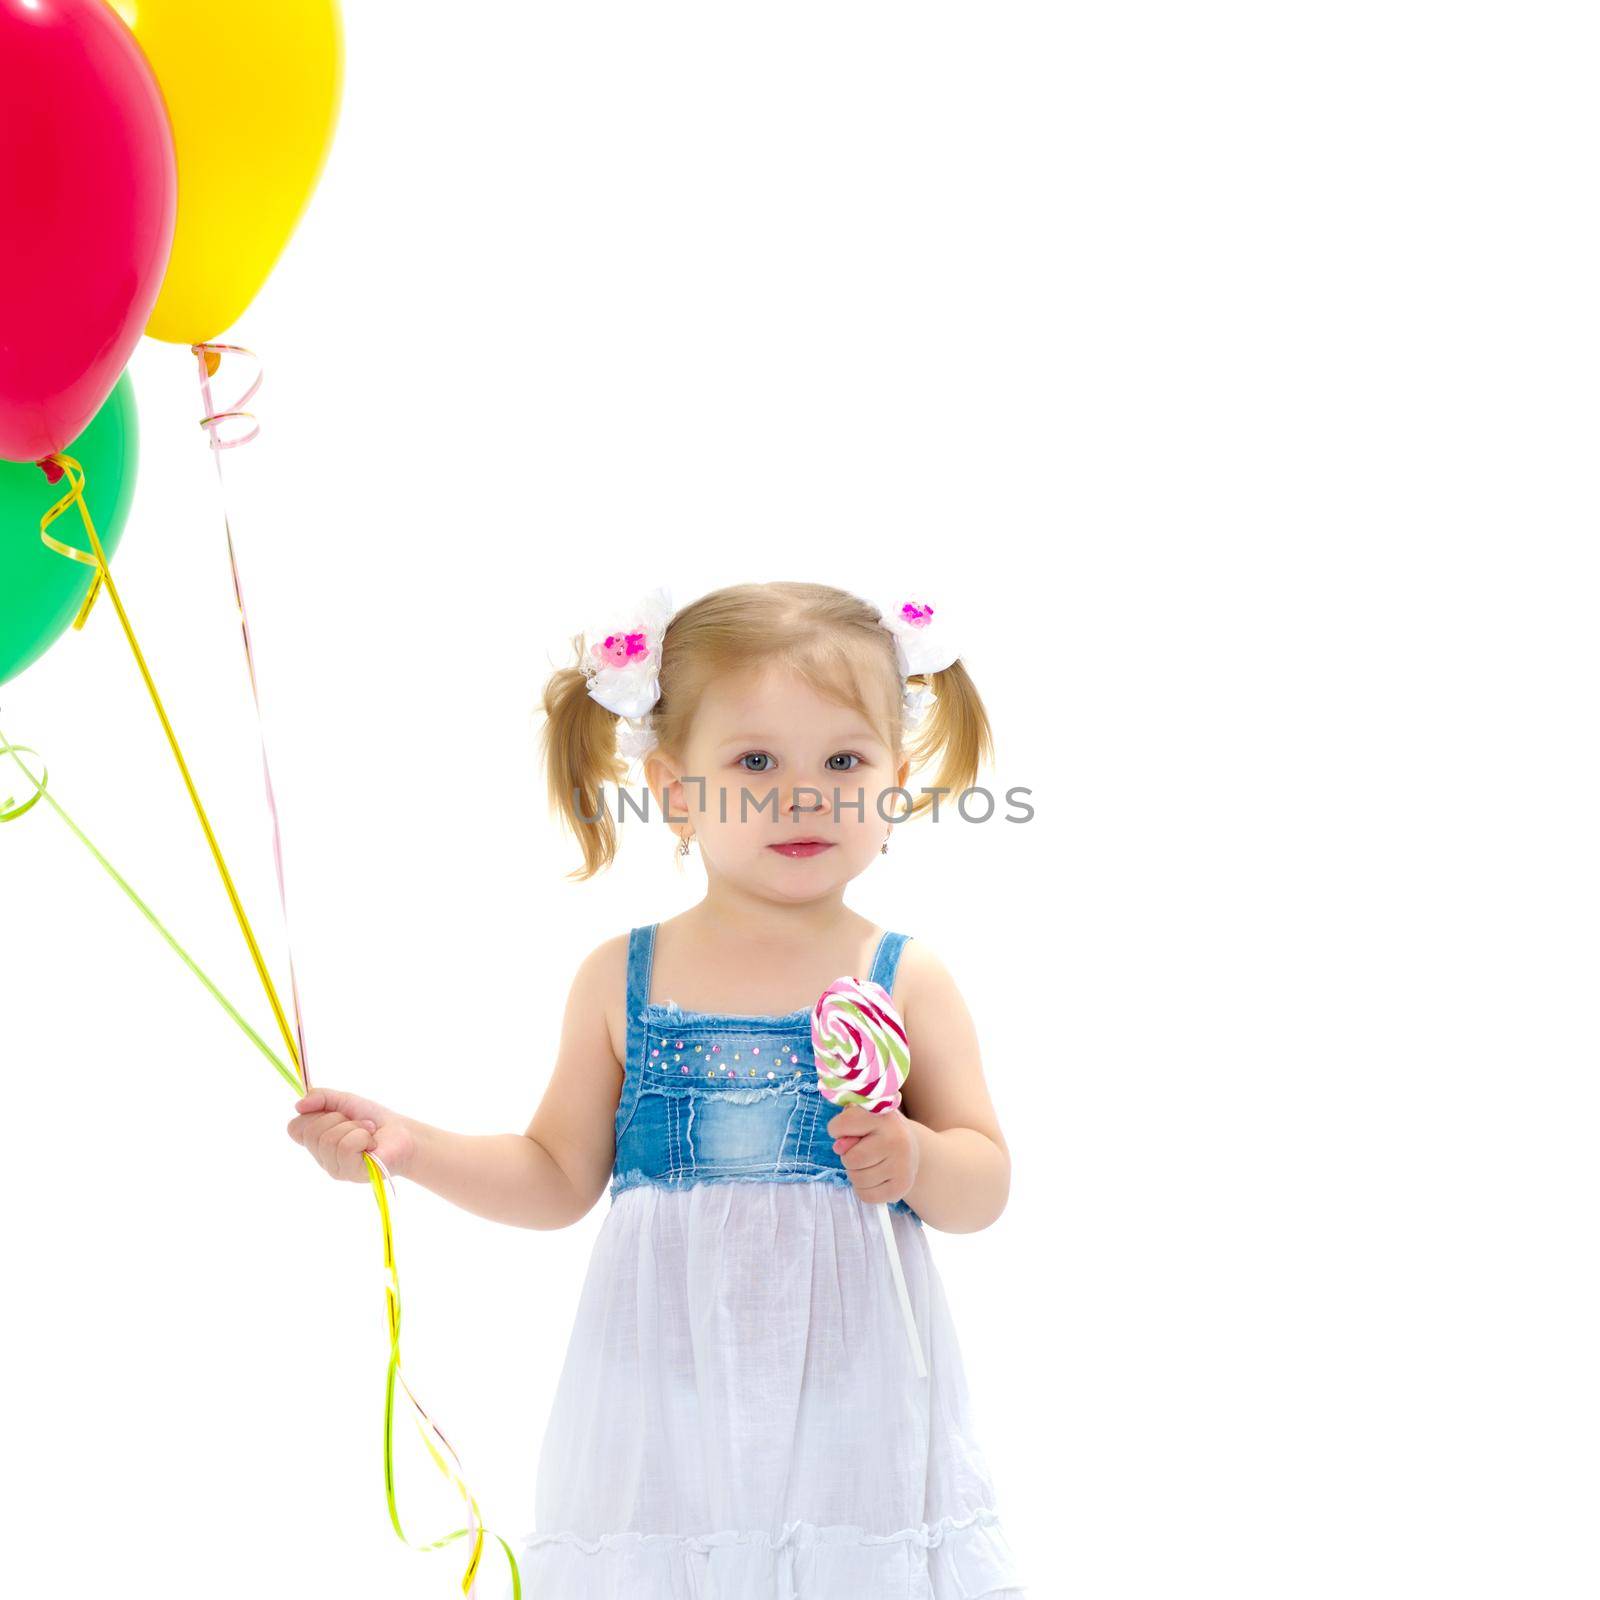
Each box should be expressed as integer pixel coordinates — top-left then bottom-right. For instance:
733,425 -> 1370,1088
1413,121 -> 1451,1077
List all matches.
34,455 -> 105,630
0,738 -> 48,823
368,1152 -> 524,1592
194,340 -> 262,449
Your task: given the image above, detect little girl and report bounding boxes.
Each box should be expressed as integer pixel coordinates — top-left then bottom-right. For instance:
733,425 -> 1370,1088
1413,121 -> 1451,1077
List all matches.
287,580 -> 1028,1597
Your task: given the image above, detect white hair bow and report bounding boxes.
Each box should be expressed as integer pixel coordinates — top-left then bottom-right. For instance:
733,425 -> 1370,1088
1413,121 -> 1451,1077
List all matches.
580,586 -> 674,762
876,598 -> 959,676
875,598 -> 958,732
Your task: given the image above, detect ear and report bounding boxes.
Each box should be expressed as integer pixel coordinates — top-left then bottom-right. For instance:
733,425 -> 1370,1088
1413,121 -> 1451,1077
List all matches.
645,752 -> 685,816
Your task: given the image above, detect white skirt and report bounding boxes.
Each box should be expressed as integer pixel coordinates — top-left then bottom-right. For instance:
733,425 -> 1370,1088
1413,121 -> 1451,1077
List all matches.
499,1178 -> 1028,1598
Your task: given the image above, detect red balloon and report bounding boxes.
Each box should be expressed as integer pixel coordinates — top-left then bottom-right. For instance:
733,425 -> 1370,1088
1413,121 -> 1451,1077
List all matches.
0,0 -> 176,464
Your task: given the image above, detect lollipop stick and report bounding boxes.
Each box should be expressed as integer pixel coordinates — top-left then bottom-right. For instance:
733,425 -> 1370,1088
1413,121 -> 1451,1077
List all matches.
874,1204 -> 928,1379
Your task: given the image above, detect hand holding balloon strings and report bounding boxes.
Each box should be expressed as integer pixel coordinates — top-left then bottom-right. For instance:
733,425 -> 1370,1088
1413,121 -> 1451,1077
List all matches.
813,977 -> 929,1379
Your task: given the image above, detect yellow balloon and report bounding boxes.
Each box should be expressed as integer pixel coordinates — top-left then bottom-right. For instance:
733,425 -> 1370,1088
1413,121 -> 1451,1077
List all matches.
111,0 -> 344,345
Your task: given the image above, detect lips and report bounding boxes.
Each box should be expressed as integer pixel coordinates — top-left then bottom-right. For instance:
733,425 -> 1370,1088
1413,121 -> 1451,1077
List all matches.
769,839 -> 835,857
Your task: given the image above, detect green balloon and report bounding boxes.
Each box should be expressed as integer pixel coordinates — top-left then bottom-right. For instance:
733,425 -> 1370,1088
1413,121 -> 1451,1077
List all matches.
0,370 -> 139,687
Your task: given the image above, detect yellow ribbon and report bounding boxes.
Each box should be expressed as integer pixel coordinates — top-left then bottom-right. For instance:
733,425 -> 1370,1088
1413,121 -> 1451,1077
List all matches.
39,453 -> 306,1084
37,460 -> 106,632
369,1159 -> 524,1593
36,454 -> 522,1596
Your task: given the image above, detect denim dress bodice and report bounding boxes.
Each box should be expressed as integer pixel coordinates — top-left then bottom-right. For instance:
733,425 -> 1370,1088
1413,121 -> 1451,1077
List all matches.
610,923 -> 922,1224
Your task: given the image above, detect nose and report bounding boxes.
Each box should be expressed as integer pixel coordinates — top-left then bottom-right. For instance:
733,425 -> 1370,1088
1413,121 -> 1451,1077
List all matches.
786,781 -> 831,819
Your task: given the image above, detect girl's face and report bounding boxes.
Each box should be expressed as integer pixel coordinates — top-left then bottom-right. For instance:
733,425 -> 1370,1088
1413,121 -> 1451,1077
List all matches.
649,663 -> 910,901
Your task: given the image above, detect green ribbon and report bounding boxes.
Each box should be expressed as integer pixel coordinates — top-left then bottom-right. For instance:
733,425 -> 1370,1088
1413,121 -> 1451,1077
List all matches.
0,728 -> 298,1094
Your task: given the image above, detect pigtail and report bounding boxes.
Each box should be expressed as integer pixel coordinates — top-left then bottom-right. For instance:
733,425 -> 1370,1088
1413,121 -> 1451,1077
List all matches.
538,633 -> 629,881
901,657 -> 995,821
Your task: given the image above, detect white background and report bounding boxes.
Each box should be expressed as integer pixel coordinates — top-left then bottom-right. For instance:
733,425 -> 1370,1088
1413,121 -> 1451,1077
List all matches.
3,3 -> 1596,1596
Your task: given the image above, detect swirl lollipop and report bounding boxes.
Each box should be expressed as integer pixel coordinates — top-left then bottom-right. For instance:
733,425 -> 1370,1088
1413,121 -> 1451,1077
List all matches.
812,976 -> 926,1377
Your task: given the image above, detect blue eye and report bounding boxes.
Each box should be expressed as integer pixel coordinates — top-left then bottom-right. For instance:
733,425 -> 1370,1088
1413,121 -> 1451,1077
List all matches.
826,753 -> 863,772
739,753 -> 773,773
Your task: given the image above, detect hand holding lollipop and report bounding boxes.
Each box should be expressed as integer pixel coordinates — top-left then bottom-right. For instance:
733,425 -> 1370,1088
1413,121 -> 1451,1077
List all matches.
812,975 -> 927,1378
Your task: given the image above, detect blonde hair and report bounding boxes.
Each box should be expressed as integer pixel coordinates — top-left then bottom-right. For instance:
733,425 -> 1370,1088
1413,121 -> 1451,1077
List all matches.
538,581 -> 994,881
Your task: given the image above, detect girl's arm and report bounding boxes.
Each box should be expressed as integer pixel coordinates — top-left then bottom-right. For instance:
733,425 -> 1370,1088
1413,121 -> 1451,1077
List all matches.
895,942 -> 1013,1233
398,938 -> 628,1230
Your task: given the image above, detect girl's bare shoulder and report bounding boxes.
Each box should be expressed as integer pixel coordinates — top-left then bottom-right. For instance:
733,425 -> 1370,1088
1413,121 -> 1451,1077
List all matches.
566,932 -> 633,1069
892,934 -> 961,1021
896,934 -> 953,992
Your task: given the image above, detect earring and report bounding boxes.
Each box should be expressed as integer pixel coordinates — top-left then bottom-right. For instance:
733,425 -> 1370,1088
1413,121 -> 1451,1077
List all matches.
881,832 -> 891,855
679,831 -> 693,857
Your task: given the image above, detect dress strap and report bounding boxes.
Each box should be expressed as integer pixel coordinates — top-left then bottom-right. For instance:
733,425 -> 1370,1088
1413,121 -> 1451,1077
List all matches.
867,930 -> 911,998
625,923 -> 657,1024
614,925 -> 658,1147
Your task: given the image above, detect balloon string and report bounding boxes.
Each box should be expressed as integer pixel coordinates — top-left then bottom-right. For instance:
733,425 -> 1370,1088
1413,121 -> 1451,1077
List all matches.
185,350 -> 523,1598
33,457 -> 106,629
195,341 -> 261,447
0,731 -> 300,1093
191,343 -> 310,1093
368,1154 -> 525,1596
36,452 -> 308,1090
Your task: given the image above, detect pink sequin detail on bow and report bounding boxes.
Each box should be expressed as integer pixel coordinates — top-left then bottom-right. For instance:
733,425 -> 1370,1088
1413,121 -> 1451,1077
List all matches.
591,631 -> 651,669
